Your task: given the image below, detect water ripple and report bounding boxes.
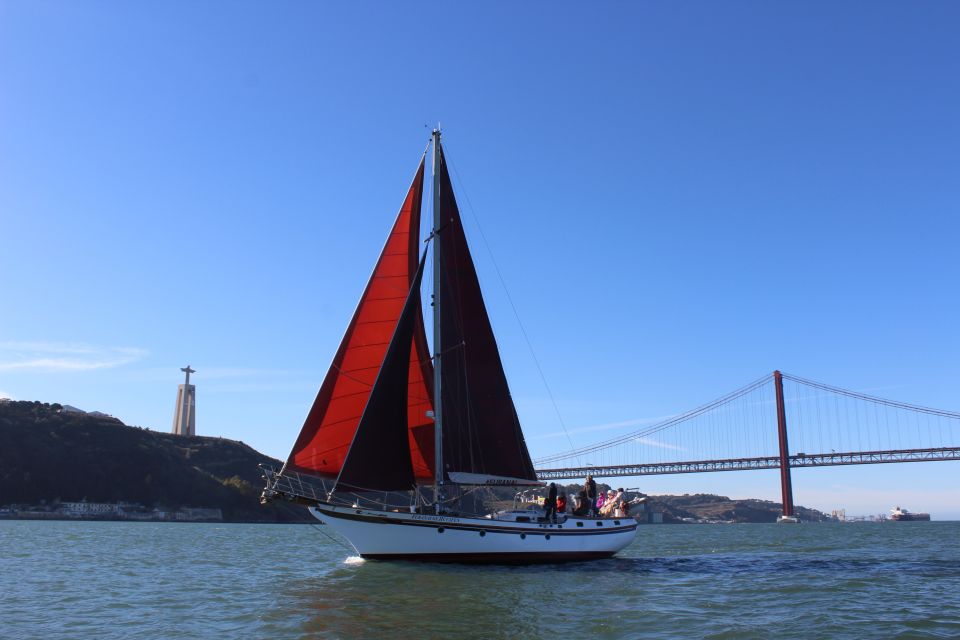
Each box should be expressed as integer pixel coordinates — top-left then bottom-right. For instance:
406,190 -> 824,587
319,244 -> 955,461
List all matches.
2,520 -> 958,639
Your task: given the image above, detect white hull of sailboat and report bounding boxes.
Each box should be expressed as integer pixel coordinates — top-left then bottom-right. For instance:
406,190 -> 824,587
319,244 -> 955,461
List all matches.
310,504 -> 638,563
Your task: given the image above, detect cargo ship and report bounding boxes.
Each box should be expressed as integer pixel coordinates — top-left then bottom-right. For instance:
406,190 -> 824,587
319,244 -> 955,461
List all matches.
890,506 -> 930,521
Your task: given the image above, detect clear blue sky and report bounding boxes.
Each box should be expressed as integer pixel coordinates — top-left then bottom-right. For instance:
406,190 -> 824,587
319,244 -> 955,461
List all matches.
2,2 -> 958,517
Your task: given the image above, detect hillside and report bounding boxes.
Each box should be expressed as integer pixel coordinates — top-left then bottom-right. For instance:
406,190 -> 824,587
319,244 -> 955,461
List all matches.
643,492 -> 827,523
1,401 -> 829,525
0,400 -> 310,523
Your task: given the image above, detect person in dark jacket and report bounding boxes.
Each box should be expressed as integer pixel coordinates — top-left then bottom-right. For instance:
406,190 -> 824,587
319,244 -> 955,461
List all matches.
573,489 -> 590,516
584,475 -> 598,517
543,482 -> 558,523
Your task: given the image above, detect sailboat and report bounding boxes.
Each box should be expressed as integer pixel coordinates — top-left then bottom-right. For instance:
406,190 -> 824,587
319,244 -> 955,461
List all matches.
261,130 -> 638,562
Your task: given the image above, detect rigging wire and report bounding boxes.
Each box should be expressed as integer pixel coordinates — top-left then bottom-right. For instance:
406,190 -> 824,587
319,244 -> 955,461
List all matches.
310,522 -> 354,552
442,141 -> 580,463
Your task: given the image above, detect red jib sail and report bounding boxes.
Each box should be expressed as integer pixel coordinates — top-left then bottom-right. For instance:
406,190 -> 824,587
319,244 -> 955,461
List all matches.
285,159 -> 435,480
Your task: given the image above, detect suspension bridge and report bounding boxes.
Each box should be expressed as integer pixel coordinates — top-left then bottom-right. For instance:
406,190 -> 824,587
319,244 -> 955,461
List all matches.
533,371 -> 960,518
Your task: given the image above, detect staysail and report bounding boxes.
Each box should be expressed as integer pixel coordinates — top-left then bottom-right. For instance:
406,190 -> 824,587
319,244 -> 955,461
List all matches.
434,142 -> 538,484
285,159 -> 435,480
335,253 -> 428,493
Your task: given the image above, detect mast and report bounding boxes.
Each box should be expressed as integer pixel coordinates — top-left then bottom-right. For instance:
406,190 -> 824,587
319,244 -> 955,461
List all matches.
431,128 -> 444,512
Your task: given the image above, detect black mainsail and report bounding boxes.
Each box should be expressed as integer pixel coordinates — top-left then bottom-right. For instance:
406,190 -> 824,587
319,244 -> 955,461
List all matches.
433,140 -> 538,486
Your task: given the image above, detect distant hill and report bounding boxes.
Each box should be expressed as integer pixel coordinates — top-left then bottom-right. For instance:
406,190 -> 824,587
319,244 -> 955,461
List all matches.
0,400 -> 310,523
643,492 -> 827,523
0,401 -> 828,525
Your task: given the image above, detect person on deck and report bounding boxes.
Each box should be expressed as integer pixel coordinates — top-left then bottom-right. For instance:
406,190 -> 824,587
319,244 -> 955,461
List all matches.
543,482 -> 558,524
573,490 -> 590,516
617,488 -> 630,518
601,488 -> 623,517
556,491 -> 567,515
599,489 -> 615,517
584,475 -> 597,517
596,490 -> 606,514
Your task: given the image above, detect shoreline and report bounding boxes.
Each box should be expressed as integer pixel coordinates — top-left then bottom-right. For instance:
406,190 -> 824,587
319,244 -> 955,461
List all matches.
0,514 -> 312,524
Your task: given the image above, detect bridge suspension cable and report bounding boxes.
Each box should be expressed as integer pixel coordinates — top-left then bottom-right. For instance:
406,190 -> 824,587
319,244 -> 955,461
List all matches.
781,372 -> 960,419
534,371 -> 960,477
533,373 -> 772,465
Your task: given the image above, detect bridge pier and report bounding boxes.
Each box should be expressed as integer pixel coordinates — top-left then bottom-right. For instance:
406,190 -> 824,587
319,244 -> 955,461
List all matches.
774,370 -> 798,523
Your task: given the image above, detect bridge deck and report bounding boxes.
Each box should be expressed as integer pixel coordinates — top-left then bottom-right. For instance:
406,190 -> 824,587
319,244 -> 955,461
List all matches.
535,447 -> 960,480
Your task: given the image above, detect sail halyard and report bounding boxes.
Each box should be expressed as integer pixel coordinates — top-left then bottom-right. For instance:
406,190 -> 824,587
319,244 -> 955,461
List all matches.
284,157 -> 435,481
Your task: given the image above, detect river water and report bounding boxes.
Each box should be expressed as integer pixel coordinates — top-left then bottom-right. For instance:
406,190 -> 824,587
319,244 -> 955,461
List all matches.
2,520 -> 958,639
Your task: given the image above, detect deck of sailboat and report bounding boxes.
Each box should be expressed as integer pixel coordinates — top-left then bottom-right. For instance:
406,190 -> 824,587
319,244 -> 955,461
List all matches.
264,465 -> 637,531
311,503 -> 638,534
262,465 -> 638,562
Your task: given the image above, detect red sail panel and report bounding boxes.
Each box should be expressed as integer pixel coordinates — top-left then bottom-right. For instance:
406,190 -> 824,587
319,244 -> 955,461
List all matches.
407,326 -> 436,480
286,160 -> 434,478
335,253 -> 428,493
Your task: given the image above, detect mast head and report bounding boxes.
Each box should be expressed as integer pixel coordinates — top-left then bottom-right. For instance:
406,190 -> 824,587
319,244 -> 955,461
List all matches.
431,127 -> 442,175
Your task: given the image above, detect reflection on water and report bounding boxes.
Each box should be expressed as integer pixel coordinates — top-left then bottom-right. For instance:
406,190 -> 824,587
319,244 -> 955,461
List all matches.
284,560 -> 560,639
2,521 -> 959,639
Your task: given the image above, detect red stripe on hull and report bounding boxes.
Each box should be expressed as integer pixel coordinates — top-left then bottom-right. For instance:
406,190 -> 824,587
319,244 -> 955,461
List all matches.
360,551 -> 617,564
